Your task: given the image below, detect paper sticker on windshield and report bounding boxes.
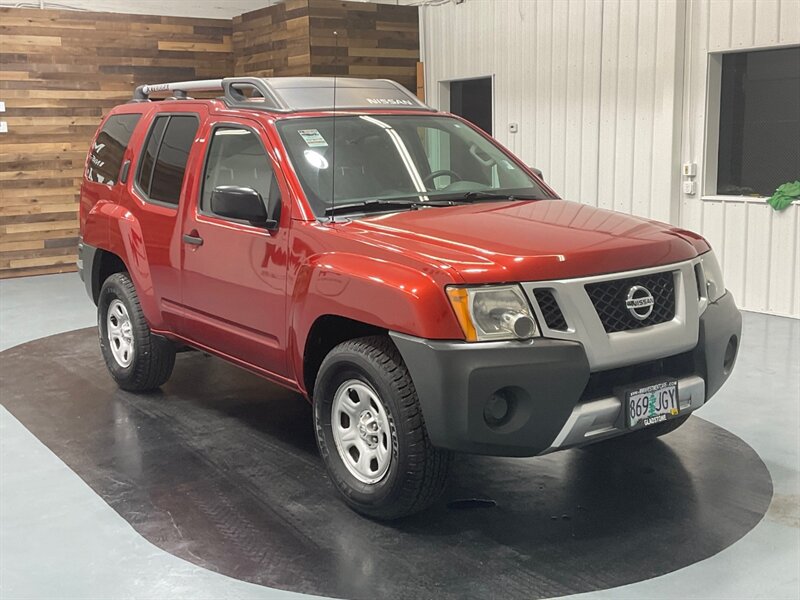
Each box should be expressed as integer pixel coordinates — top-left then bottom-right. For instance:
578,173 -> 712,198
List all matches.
298,129 -> 328,148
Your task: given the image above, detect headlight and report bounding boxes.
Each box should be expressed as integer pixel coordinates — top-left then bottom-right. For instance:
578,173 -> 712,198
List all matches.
700,250 -> 726,302
446,284 -> 539,341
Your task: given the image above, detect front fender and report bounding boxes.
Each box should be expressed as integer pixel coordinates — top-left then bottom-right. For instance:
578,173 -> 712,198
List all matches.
289,252 -> 464,384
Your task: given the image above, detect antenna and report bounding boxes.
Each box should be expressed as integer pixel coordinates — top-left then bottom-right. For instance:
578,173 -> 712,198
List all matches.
330,30 -> 339,220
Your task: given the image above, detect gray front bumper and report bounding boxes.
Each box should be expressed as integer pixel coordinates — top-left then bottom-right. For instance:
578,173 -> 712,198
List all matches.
390,292 -> 741,458
390,334 -> 591,457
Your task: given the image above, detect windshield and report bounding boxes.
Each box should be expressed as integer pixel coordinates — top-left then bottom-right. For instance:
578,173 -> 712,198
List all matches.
276,114 -> 551,217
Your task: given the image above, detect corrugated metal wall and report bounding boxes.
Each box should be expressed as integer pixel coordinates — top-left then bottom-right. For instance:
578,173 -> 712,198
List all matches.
680,0 -> 799,316
420,0 -> 799,317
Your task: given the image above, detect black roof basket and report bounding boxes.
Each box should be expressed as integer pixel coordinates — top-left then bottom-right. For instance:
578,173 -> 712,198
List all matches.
131,76 -> 433,113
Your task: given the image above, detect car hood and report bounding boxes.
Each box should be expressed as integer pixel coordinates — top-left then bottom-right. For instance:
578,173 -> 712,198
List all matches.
333,200 -> 708,283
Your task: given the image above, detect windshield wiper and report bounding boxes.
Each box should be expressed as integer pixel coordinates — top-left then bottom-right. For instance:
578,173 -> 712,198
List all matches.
325,198 -> 424,217
462,191 -> 518,201
433,190 -> 542,203
324,191 -> 536,217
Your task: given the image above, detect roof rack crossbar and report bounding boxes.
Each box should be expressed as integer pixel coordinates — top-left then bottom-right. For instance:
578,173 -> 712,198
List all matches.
222,77 -> 288,110
130,76 -> 434,112
131,77 -> 287,108
132,79 -> 224,101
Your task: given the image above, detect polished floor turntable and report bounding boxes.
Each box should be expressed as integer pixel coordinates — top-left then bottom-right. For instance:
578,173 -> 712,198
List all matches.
0,328 -> 772,600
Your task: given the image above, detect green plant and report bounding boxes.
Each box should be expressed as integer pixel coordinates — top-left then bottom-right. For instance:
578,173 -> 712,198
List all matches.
767,180 -> 800,211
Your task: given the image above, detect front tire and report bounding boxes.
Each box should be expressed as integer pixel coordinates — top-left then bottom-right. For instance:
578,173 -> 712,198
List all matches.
314,336 -> 451,520
98,272 -> 175,392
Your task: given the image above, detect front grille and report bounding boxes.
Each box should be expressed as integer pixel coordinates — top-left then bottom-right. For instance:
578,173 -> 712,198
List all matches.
533,289 -> 568,331
585,271 -> 676,333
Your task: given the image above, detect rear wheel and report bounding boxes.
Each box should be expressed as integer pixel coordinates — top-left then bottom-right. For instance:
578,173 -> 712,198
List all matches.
98,272 -> 175,392
313,336 -> 451,520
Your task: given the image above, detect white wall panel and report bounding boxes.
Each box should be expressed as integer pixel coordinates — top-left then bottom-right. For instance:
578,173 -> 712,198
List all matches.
423,0 -> 682,223
754,0 -> 781,46
680,0 -> 800,316
422,0 -> 798,316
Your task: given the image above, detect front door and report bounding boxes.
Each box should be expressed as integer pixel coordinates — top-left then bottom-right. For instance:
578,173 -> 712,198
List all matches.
179,119 -> 290,378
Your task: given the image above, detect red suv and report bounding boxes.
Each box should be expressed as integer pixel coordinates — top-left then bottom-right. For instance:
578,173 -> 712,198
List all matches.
79,77 -> 741,519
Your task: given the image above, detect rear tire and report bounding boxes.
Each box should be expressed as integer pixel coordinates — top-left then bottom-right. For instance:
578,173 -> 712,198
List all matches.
314,336 -> 451,520
98,272 -> 175,392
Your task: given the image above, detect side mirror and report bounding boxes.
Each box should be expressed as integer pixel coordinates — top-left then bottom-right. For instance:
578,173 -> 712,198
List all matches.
530,167 -> 544,180
210,186 -> 277,229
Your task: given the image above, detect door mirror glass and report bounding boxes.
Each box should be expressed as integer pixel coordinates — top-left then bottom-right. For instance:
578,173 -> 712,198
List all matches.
210,186 -> 276,229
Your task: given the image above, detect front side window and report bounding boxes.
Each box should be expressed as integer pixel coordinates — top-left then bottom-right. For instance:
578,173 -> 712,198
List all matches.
86,113 -> 141,185
201,127 -> 278,219
136,114 -> 198,205
717,46 -> 800,197
276,115 -> 549,216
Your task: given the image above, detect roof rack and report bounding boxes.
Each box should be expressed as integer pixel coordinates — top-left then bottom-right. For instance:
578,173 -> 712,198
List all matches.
131,77 -> 434,113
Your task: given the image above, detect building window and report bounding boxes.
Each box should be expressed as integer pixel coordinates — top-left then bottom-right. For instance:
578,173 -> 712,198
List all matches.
716,46 -> 800,197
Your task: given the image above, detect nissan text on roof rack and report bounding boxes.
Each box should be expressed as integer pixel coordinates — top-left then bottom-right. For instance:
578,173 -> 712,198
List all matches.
78,76 -> 742,519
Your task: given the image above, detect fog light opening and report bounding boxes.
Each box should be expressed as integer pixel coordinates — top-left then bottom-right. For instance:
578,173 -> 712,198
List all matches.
484,391 -> 510,427
724,335 -> 738,374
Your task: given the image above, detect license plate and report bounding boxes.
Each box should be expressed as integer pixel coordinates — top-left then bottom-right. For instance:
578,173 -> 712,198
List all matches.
626,380 -> 679,428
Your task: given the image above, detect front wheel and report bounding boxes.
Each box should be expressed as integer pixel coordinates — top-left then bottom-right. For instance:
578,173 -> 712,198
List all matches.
313,336 -> 451,520
98,272 -> 175,392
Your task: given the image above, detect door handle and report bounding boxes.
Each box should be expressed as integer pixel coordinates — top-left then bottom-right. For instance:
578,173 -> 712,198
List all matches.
183,231 -> 203,246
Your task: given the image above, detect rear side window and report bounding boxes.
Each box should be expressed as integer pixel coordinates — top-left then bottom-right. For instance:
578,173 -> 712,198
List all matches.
86,113 -> 141,185
136,115 -> 199,206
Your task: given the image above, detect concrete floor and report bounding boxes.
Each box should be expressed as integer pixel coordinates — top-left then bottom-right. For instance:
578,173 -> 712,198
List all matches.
1,273 -> 798,600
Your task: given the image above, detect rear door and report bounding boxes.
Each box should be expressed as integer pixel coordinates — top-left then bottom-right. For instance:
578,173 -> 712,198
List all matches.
129,107 -> 205,331
178,117 -> 291,378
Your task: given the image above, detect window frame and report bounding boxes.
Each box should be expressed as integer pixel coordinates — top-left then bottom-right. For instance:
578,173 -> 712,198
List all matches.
197,121 -> 282,227
702,44 -> 800,204
133,112 -> 200,210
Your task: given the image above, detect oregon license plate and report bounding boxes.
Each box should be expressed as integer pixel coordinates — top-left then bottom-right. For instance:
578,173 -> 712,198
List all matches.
626,380 -> 679,428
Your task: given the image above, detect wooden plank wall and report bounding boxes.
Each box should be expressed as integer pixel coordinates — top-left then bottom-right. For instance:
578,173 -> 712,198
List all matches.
0,8 -> 233,278
0,1 -> 419,279
233,0 -> 311,77
234,0 -> 419,92
307,0 -> 419,91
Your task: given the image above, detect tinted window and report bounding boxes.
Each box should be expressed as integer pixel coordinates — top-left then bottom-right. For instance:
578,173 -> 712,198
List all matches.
717,47 -> 800,196
86,113 -> 141,185
136,115 -> 168,197
149,116 -> 198,205
201,127 -> 277,219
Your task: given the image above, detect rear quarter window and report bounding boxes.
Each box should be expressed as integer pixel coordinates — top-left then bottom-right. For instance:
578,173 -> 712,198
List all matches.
86,113 -> 141,185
